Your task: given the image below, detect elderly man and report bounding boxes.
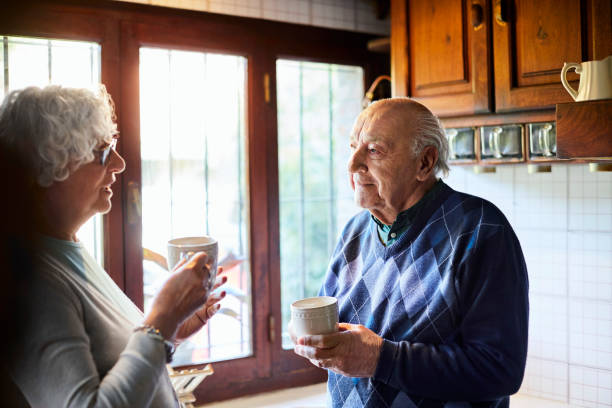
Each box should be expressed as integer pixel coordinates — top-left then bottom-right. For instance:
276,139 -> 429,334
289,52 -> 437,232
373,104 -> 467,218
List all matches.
293,98 -> 529,407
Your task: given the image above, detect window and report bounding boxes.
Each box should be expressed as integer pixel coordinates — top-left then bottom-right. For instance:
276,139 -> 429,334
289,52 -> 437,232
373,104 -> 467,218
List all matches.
139,47 -> 251,366
1,35 -> 104,265
276,60 -> 364,349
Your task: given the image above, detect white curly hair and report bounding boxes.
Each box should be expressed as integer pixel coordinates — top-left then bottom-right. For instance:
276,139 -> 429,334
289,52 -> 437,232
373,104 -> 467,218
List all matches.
0,85 -> 117,187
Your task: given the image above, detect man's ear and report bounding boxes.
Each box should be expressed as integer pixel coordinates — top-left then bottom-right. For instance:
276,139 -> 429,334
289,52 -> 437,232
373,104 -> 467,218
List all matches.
416,146 -> 438,181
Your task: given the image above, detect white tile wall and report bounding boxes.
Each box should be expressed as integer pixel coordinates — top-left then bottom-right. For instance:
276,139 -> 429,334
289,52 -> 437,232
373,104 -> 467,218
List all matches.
522,357 -> 569,402
445,164 -> 612,407
112,0 -> 390,35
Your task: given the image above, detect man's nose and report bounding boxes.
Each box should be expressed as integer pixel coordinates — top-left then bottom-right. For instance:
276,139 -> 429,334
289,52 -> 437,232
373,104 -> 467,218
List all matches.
348,148 -> 366,173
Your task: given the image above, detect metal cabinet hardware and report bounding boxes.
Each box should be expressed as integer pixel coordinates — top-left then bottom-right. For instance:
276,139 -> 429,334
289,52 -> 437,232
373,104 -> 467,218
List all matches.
445,127 -> 476,160
494,0 -> 508,26
489,127 -> 503,158
480,124 -> 523,160
471,1 -> 484,30
528,122 -> 556,158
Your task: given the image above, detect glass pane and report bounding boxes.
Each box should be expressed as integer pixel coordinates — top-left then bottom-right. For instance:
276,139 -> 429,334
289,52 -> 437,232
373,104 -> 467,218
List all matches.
277,59 -> 364,348
140,47 -> 251,366
1,38 -> 5,95
50,40 -> 100,88
7,36 -> 48,90
1,35 -> 103,265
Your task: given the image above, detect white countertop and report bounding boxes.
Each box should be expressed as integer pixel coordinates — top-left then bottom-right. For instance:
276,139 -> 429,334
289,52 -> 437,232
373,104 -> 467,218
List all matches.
198,383 -> 571,408
197,383 -> 327,408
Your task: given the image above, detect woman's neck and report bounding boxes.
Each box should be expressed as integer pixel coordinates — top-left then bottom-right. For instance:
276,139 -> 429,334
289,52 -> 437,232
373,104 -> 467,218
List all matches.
37,217 -> 79,242
37,195 -> 82,242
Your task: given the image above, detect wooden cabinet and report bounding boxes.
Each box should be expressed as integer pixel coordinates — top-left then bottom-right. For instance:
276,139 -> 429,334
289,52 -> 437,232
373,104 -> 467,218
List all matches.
494,0 -> 584,111
391,0 -> 491,116
391,0 -> 612,117
556,99 -> 612,158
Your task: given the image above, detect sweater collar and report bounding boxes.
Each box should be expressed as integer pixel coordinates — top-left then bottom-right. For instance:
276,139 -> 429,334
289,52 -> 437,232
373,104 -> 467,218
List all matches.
371,179 -> 445,245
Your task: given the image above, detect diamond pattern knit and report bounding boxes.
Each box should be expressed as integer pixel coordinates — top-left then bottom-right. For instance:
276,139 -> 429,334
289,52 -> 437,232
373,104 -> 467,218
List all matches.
320,182 -> 529,408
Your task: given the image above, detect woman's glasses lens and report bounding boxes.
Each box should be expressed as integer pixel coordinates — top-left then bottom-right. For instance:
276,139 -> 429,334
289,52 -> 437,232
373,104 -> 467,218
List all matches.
100,139 -> 117,165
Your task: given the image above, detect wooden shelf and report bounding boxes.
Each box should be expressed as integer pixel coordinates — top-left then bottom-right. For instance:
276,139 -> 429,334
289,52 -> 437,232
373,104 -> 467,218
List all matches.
441,110 -> 555,129
556,99 -> 612,159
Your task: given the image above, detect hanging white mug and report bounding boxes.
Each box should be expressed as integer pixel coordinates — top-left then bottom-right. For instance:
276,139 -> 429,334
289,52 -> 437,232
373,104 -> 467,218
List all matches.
561,55 -> 612,101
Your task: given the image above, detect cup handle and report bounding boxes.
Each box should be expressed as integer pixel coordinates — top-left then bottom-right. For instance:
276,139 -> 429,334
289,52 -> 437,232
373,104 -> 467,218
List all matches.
561,62 -> 581,101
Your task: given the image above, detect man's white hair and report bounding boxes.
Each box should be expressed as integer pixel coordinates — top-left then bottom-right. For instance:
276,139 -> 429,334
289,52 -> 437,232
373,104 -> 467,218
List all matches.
411,107 -> 450,177
0,85 -> 117,187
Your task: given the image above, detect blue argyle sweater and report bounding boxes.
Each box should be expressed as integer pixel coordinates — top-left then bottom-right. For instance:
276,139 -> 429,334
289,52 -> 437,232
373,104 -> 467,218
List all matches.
320,183 -> 529,408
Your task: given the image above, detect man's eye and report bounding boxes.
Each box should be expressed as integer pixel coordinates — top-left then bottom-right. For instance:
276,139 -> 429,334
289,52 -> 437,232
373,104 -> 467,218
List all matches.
368,148 -> 378,154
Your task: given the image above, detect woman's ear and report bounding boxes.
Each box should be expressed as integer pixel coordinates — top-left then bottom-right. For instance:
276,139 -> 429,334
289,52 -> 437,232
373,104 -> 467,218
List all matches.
416,146 -> 438,181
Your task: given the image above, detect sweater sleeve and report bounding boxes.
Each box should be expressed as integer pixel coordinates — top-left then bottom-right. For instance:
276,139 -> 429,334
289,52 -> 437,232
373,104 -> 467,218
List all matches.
11,271 -> 171,408
372,224 -> 529,401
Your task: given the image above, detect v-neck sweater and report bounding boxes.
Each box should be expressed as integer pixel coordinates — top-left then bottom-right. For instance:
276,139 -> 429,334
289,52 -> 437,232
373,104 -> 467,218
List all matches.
320,183 -> 529,408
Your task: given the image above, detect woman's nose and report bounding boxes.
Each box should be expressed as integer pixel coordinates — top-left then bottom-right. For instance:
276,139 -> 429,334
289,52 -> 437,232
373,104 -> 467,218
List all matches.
108,148 -> 126,174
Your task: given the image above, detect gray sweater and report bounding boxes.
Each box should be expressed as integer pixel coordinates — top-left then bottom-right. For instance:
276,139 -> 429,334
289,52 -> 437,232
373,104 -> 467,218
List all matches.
12,236 -> 178,407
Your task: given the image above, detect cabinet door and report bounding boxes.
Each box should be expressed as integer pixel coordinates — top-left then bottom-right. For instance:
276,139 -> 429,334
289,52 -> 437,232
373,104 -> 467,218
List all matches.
492,0 -> 605,111
391,0 -> 492,117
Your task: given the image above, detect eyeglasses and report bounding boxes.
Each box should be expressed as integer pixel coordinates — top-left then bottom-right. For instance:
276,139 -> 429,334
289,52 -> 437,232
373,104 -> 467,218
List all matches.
98,138 -> 117,166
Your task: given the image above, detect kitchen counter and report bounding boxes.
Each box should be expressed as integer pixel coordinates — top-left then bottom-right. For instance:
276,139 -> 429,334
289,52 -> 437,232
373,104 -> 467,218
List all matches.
197,383 -> 327,408
198,383 -> 572,408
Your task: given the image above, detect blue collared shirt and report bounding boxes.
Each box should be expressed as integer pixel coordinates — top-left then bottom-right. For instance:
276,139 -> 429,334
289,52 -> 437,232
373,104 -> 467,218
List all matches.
372,179 -> 444,246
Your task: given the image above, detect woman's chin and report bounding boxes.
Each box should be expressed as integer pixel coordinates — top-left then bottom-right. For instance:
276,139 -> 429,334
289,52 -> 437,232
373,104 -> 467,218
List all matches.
96,199 -> 113,215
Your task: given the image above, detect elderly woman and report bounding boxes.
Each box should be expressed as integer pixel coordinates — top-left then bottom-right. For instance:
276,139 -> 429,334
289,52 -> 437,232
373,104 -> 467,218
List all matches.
0,85 -> 225,407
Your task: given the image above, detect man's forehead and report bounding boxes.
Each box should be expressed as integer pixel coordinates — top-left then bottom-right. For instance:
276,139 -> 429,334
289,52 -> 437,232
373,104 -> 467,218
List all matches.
350,107 -> 408,143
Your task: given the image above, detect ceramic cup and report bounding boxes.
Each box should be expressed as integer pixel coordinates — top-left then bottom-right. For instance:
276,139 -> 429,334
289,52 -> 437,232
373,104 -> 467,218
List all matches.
167,236 -> 218,291
289,296 -> 339,339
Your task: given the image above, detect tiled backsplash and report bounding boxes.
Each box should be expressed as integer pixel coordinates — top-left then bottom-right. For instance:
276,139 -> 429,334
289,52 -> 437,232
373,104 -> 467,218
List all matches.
112,0 -> 390,35
445,164 -> 612,407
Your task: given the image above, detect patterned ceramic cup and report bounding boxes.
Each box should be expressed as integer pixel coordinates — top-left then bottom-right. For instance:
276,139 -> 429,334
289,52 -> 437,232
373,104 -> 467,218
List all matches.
167,236 -> 218,291
289,296 -> 339,338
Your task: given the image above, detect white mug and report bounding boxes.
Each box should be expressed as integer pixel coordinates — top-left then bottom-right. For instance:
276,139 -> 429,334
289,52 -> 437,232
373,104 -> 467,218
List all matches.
167,236 -> 218,290
561,55 -> 612,101
289,296 -> 339,339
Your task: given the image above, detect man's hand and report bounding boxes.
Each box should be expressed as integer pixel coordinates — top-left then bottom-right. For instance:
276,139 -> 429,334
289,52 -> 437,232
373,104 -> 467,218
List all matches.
293,323 -> 384,378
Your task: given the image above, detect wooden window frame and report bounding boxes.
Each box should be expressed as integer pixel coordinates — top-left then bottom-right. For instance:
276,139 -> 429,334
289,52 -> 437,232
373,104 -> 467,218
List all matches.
1,0 -> 388,404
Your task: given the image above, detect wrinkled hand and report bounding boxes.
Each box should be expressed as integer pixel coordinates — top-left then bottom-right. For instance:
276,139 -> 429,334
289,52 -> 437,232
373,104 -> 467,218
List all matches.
143,252 -> 212,341
175,270 -> 227,342
293,323 -> 384,378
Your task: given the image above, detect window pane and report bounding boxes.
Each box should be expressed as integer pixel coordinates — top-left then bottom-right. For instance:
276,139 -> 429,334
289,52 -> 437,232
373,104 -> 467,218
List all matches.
277,60 -> 364,349
1,35 -> 103,266
140,47 -> 251,366
1,38 -> 5,95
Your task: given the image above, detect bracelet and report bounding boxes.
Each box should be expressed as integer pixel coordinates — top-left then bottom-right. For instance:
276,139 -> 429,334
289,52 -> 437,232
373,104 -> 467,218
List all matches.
133,325 -> 175,363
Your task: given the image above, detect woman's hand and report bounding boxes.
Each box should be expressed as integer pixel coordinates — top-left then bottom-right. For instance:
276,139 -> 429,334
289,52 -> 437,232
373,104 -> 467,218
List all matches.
175,271 -> 227,342
143,252 -> 212,341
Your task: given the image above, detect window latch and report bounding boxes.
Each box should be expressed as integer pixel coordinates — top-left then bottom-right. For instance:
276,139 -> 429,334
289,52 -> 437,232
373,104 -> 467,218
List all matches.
264,73 -> 270,103
268,314 -> 275,343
